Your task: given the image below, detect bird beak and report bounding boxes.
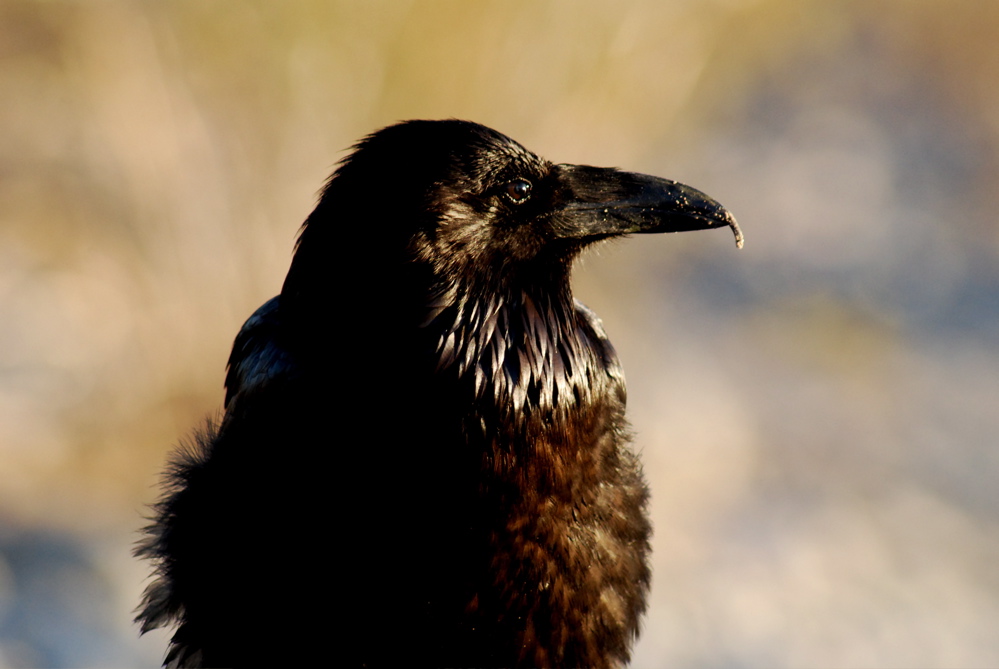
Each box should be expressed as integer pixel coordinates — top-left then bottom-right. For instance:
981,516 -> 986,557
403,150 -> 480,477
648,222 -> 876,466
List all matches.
552,164 -> 743,248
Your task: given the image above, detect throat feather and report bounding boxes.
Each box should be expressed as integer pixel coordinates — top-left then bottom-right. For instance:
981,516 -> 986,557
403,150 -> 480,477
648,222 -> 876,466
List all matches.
422,287 -> 589,415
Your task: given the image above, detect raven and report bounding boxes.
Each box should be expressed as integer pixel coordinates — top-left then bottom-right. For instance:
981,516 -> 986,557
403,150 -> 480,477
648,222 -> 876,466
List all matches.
137,120 -> 741,668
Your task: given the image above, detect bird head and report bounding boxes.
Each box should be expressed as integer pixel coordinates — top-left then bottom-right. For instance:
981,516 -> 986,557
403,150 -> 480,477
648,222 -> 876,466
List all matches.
282,120 -> 741,315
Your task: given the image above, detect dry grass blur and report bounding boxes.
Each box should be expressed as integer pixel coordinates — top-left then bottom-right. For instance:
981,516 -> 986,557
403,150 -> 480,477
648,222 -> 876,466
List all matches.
2,1 -> 999,666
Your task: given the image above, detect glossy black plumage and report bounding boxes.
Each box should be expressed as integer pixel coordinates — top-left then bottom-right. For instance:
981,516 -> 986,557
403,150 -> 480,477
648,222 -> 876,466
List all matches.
136,120 -> 741,668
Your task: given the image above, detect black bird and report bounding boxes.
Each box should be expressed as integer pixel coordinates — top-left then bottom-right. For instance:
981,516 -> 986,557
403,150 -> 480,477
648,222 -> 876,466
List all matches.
137,120 -> 741,668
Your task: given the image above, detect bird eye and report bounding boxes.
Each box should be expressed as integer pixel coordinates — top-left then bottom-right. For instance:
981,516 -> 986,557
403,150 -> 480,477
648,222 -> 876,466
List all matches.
504,179 -> 532,204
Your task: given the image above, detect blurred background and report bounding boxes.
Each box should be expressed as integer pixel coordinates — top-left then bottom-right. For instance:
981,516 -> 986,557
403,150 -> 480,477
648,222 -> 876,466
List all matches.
2,0 -> 998,666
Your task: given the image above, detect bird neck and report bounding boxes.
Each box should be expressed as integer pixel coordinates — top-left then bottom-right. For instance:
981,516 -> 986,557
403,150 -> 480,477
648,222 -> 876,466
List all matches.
420,273 -> 602,428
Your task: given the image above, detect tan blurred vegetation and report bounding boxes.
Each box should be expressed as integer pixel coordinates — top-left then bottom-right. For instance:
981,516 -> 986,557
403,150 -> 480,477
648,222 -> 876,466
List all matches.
2,0 -> 999,666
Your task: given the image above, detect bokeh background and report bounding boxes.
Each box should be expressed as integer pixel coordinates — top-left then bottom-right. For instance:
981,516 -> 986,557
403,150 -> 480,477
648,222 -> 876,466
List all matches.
2,1 -> 998,666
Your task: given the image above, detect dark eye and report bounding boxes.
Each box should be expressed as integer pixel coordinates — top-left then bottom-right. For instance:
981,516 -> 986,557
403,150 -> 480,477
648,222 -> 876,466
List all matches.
504,179 -> 532,204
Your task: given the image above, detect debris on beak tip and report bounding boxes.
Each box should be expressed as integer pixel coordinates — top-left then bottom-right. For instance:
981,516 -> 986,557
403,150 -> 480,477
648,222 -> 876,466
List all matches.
729,216 -> 745,249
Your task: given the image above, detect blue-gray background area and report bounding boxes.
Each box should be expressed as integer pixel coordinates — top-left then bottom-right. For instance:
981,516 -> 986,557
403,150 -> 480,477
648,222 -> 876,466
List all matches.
1,2 -> 997,667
